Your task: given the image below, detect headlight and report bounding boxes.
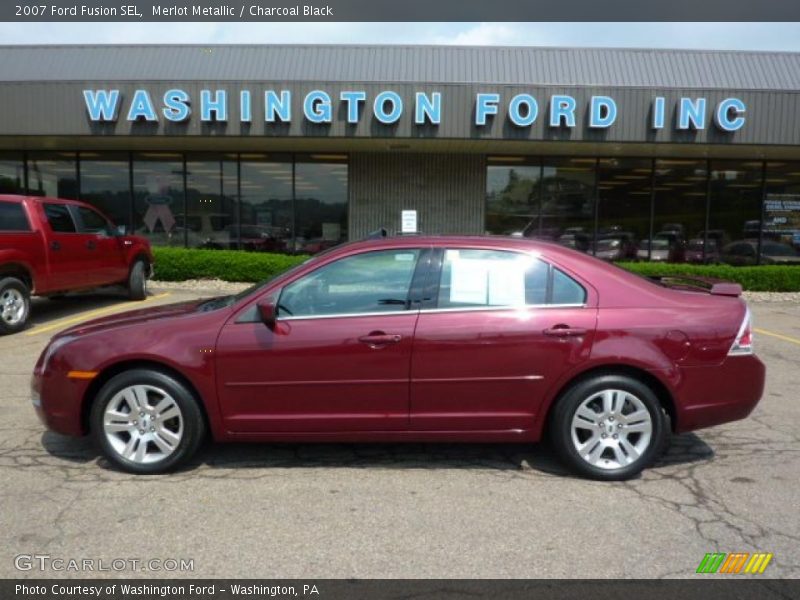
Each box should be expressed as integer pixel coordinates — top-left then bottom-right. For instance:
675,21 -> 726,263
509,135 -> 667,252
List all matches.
40,336 -> 75,372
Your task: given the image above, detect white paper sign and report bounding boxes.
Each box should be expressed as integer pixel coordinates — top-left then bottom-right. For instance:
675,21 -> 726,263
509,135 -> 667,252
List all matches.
401,210 -> 417,233
450,258 -> 489,304
449,255 -> 527,306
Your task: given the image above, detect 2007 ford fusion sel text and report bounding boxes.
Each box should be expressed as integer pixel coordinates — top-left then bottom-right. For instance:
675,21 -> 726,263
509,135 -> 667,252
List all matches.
31,235 -> 765,480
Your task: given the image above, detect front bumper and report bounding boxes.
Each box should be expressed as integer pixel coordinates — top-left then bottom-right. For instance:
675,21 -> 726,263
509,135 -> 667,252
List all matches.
673,354 -> 766,433
31,365 -> 91,437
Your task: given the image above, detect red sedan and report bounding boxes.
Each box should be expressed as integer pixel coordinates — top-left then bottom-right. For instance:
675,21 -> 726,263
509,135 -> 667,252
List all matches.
31,236 -> 764,480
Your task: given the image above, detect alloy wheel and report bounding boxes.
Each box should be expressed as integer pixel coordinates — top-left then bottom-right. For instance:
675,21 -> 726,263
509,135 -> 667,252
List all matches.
570,388 -> 653,471
103,384 -> 183,464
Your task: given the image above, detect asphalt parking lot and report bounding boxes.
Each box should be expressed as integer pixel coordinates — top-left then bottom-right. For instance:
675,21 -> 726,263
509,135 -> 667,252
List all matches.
1,286 -> 798,579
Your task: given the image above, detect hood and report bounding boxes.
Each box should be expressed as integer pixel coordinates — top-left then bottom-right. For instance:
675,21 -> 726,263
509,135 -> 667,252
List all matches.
57,298 -> 218,338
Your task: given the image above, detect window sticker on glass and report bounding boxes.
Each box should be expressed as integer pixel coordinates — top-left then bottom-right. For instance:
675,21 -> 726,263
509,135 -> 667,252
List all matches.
487,261 -> 526,305
450,258 -> 490,304
449,254 -> 527,306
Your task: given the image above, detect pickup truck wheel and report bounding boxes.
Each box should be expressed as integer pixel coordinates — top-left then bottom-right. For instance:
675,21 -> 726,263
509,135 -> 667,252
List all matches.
127,260 -> 148,301
0,277 -> 30,334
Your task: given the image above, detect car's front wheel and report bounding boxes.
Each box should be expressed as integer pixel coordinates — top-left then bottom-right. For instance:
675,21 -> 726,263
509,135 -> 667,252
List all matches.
127,259 -> 148,301
550,374 -> 669,481
90,369 -> 205,474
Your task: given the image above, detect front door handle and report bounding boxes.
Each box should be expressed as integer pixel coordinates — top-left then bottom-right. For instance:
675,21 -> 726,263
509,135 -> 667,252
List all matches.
543,325 -> 588,337
86,240 -> 96,250
50,240 -> 60,251
358,332 -> 402,348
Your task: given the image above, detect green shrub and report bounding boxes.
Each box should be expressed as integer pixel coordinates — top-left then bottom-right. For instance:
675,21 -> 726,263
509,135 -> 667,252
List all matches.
152,247 -> 308,283
151,247 -> 800,292
616,262 -> 800,292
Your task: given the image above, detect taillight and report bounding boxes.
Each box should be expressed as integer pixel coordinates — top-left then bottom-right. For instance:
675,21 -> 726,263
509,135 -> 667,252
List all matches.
729,307 -> 753,356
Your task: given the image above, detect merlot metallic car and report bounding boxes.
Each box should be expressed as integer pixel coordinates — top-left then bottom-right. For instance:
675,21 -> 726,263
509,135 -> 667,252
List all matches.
31,236 -> 765,480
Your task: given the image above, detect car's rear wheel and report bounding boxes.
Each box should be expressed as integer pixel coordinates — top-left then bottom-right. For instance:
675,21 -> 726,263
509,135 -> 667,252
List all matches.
0,277 -> 31,335
550,374 -> 669,481
90,369 -> 205,474
127,260 -> 148,301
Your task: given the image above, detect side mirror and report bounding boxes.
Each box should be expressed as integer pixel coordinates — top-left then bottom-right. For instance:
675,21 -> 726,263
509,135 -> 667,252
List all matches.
115,224 -> 127,236
257,301 -> 277,329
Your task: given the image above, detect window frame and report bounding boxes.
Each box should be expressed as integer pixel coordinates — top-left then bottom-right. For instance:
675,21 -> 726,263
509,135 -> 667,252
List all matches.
274,247 -> 429,321
424,247 -> 587,313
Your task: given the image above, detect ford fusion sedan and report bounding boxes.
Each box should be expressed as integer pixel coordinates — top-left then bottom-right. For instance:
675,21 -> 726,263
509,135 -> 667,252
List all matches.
31,236 -> 765,480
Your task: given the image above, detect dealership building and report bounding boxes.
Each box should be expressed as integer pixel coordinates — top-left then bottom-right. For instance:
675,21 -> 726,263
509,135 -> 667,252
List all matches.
1,44 -> 799,263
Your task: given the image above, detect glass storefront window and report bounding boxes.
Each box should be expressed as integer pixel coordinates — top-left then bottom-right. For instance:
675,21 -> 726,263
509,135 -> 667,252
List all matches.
186,156 -> 237,250
596,158 -> 652,262
27,152 -> 78,199
132,153 -> 185,247
239,154 -> 293,253
540,158 -> 596,252
709,160 -> 764,266
294,155 -> 348,254
485,159 -> 541,237
79,153 -> 131,230
761,162 -> 800,264
652,159 -> 708,263
0,152 -> 24,194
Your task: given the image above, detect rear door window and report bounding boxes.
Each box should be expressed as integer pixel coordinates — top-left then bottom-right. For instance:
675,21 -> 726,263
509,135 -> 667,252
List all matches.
44,203 -> 77,233
436,248 -> 586,308
0,202 -> 31,231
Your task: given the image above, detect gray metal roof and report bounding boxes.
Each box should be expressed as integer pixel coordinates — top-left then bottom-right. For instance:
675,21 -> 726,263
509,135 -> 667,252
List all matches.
1,44 -> 800,90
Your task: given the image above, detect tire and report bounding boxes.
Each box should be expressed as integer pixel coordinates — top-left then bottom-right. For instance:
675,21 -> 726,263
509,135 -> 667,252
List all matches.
127,259 -> 148,301
90,368 -> 205,474
0,277 -> 31,335
550,374 -> 669,481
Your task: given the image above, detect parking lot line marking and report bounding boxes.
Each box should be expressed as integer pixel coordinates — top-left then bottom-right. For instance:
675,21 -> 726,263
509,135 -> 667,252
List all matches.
25,293 -> 171,337
754,327 -> 800,347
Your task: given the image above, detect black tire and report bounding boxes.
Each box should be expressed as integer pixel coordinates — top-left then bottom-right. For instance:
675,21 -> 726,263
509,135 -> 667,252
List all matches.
0,277 -> 31,335
550,374 -> 669,481
90,368 -> 206,474
127,259 -> 148,301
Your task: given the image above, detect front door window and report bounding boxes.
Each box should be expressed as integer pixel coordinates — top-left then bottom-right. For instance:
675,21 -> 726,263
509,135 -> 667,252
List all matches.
278,249 -> 421,317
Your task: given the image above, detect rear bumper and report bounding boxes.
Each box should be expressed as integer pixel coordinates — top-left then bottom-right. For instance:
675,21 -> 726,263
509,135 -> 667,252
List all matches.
673,355 -> 766,433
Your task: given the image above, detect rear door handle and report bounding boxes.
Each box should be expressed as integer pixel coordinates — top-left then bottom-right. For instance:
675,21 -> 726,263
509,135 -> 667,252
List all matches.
50,240 -> 60,251
358,332 -> 402,347
543,326 -> 588,337
86,240 -> 96,250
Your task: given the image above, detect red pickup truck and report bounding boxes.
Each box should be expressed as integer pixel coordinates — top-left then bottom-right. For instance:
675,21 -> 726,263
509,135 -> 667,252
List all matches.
0,195 -> 153,334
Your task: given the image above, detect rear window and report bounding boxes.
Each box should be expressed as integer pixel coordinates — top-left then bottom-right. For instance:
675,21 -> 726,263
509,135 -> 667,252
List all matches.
44,203 -> 76,233
0,202 -> 31,232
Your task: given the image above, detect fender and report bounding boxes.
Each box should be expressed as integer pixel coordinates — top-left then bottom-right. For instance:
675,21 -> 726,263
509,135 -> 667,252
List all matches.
530,340 -> 681,439
0,250 -> 37,291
